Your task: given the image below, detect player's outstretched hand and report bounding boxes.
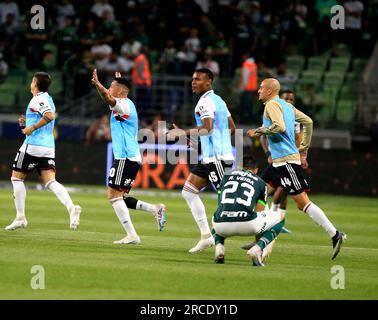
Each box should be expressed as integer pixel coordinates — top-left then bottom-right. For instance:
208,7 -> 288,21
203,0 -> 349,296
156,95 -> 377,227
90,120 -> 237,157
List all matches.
91,69 -> 99,86
22,126 -> 35,136
167,123 -> 185,139
115,72 -> 121,78
247,128 -> 257,138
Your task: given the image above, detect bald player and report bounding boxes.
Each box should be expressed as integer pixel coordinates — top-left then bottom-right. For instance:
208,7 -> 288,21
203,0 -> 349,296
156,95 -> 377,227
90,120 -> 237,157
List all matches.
247,78 -> 346,260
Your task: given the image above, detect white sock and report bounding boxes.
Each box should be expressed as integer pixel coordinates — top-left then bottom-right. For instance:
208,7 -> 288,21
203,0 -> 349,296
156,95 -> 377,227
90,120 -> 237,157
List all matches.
136,200 -> 156,213
182,183 -> 211,236
45,180 -> 74,212
303,202 -> 337,237
271,203 -> 279,211
11,177 -> 26,219
111,197 -> 138,237
278,208 -> 286,218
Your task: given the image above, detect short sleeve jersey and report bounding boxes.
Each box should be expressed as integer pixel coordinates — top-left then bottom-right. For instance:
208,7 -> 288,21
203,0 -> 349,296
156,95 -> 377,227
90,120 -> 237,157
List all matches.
24,92 -> 55,149
194,90 -> 234,163
110,97 -> 141,162
213,169 -> 267,222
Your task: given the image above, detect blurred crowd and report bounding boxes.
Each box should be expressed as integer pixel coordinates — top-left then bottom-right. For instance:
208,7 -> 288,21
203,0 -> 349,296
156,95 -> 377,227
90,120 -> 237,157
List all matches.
1,0 -> 375,76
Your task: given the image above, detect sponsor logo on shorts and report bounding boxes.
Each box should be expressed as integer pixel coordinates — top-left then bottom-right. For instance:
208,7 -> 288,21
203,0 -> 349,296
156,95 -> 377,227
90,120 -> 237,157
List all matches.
28,163 -> 38,170
48,159 -> 55,166
220,211 -> 248,218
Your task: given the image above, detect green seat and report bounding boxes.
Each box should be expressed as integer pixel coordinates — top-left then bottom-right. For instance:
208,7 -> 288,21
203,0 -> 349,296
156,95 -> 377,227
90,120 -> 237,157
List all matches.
329,57 -> 350,72
336,100 -> 354,123
338,85 -> 353,99
323,71 -> 345,87
287,55 -> 305,74
307,56 -> 329,72
301,70 -> 323,85
352,58 -> 368,72
0,91 -> 16,112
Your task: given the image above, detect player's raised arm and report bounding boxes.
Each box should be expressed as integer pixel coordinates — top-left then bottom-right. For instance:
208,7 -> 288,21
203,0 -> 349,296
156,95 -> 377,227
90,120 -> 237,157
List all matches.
91,69 -> 116,107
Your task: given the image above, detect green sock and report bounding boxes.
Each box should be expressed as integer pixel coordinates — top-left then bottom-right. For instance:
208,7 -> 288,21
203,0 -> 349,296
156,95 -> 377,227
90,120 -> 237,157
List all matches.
257,219 -> 285,250
212,228 -> 225,245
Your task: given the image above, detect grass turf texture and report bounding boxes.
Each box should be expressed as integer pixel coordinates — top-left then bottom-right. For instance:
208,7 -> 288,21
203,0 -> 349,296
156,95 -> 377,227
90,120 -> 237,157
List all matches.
0,185 -> 377,300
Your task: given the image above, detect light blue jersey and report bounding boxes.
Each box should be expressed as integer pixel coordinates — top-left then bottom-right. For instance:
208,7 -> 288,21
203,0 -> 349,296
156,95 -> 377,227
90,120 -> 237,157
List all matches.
110,98 -> 140,160
263,97 -> 298,160
24,92 -> 55,148
194,90 -> 234,163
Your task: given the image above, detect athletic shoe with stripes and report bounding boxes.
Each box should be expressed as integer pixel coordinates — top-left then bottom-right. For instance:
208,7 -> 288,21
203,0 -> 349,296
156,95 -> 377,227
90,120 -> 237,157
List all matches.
155,204 -> 166,231
331,231 -> 347,260
247,244 -> 265,267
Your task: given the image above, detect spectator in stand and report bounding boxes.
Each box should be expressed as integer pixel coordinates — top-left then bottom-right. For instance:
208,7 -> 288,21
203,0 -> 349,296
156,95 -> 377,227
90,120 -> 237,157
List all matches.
264,15 -> 286,68
85,114 -> 112,145
275,62 -> 297,85
211,31 -> 230,76
231,13 -> 257,70
24,20 -> 48,69
55,0 -> 76,30
120,35 -> 142,59
0,13 -> 20,65
134,23 -> 150,48
184,27 -> 202,71
91,0 -> 115,22
56,16 -> 78,66
96,51 -> 133,81
239,52 -> 258,124
0,0 -> 19,26
344,0 -> 364,53
195,50 -> 220,78
198,14 -> 217,49
132,47 -> 152,120
0,52 -> 8,83
63,49 -> 95,99
159,38 -> 180,75
79,17 -> 100,50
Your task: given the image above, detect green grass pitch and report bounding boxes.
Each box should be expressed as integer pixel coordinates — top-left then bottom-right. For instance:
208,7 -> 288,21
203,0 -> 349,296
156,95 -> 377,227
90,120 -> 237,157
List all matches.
0,185 -> 377,300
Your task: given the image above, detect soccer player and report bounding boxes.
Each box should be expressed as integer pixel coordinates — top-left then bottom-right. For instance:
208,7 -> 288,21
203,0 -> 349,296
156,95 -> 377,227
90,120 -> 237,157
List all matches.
167,68 -> 236,253
5,72 -> 82,231
91,70 -> 166,244
212,156 -> 285,267
260,89 -> 304,223
247,78 -> 346,260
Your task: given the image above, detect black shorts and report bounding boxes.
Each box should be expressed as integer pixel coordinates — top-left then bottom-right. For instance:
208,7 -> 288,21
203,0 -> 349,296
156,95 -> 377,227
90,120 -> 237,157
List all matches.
108,159 -> 141,193
191,160 -> 233,190
260,163 -> 310,195
12,151 -> 56,175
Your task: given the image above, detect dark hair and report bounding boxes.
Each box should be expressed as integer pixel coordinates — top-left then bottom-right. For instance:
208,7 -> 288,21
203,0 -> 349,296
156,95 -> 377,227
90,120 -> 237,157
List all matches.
280,89 -> 294,96
195,68 -> 214,81
113,77 -> 131,90
33,72 -> 52,92
242,155 -> 258,170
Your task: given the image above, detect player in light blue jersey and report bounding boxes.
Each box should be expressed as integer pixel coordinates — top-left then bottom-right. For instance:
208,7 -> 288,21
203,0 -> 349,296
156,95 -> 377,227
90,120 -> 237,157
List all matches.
5,72 -> 82,231
167,68 -> 236,253
91,70 -> 166,245
247,78 -> 346,260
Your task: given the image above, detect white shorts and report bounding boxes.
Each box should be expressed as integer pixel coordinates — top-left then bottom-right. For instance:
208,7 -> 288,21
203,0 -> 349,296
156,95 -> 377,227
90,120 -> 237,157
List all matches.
212,210 -> 283,238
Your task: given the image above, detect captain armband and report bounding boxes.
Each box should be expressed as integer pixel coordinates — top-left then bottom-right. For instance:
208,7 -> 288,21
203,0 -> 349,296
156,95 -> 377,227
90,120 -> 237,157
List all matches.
43,115 -> 53,123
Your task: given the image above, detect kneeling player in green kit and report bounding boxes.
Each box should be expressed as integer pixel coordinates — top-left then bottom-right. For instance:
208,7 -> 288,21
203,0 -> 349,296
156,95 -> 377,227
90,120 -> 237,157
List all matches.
211,156 -> 285,267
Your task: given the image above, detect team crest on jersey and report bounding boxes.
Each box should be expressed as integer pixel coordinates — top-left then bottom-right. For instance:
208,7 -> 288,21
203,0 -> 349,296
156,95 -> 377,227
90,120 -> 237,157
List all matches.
113,111 -> 128,122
